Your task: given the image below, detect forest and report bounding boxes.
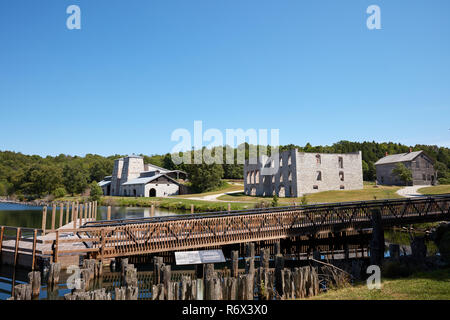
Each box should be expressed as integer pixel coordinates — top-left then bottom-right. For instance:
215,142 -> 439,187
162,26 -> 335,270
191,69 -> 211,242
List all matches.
0,140 -> 449,198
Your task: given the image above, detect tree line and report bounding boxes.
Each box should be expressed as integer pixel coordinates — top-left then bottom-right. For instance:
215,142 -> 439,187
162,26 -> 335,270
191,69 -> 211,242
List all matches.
0,140 -> 449,198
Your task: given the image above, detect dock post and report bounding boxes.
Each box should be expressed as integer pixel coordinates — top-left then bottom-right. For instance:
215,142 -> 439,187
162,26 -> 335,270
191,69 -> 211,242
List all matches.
151,204 -> 155,216
0,226 -> 4,264
84,202 -> 88,220
107,206 -> 111,220
66,202 -> 70,224
191,204 -> 194,214
51,204 -> 56,231
88,202 -> 92,220
54,230 -> 59,263
79,203 -> 83,227
228,203 -> 231,212
73,204 -> 78,229
231,251 -> 239,278
59,203 -> 64,228
14,228 -> 21,269
41,206 -> 47,234
31,229 -> 37,271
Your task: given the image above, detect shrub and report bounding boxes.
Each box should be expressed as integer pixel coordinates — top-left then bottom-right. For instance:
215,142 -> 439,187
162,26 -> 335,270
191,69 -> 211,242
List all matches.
52,187 -> 67,199
89,181 -> 103,202
271,195 -> 279,207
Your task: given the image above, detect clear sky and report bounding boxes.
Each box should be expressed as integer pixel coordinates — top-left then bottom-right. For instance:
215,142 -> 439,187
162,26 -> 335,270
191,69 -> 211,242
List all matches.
1,0 -> 449,157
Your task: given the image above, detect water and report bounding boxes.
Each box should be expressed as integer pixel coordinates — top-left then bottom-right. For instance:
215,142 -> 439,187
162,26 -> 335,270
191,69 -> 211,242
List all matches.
0,202 -> 187,230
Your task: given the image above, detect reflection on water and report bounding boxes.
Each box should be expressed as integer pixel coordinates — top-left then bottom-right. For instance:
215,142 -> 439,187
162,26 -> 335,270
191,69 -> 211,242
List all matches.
0,202 -> 187,230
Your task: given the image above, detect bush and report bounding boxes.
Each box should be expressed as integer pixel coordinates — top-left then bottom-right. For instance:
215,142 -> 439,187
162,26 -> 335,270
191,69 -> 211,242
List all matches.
52,187 -> 67,198
271,195 -> 279,207
438,177 -> 450,185
89,181 -> 103,202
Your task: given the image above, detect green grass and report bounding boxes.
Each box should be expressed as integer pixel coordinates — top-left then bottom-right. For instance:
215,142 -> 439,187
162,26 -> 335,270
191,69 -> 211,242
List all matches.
217,185 -> 402,204
307,268 -> 450,300
174,182 -> 244,198
418,185 -> 450,195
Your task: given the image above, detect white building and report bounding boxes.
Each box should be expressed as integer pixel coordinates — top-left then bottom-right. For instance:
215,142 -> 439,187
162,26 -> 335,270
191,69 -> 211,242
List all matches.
98,155 -> 187,197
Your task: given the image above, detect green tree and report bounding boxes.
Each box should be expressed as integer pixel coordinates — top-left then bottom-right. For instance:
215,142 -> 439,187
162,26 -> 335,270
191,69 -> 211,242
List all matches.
89,181 -> 103,201
63,162 -> 89,195
272,194 -> 279,207
392,163 -> 413,185
184,150 -> 224,193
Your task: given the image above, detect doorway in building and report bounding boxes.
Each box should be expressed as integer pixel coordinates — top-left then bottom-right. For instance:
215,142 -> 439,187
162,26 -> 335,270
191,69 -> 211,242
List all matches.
149,188 -> 156,197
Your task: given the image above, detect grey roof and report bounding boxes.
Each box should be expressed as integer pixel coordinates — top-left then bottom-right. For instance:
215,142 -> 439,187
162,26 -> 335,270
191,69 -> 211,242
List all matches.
98,180 -> 111,187
122,174 -> 180,186
374,151 -> 423,165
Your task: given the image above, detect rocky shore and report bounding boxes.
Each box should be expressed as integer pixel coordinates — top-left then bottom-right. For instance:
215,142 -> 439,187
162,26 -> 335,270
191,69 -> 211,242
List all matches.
0,197 -> 49,207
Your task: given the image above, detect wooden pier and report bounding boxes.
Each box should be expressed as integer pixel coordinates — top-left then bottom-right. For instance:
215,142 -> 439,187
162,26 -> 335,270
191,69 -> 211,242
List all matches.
1,196 -> 449,270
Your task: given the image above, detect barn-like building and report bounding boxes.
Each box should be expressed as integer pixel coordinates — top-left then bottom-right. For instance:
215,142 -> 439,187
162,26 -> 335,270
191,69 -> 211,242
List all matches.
375,150 -> 437,186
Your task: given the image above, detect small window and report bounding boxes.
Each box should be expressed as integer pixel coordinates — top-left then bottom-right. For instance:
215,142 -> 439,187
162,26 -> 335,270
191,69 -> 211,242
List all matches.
339,171 -> 344,181
416,161 -> 420,168
340,185 -> 345,190
426,162 -> 430,168
338,157 -> 343,169
316,171 -> 322,181
280,174 -> 284,183
288,172 -> 292,181
427,174 -> 431,181
288,155 -> 292,166
316,154 -> 321,164
280,157 -> 283,167
381,176 -> 384,183
423,174 -> 426,181
313,185 -> 318,190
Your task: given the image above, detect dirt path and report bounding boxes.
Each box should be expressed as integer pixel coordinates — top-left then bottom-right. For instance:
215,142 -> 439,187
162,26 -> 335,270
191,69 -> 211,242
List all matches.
396,185 -> 428,198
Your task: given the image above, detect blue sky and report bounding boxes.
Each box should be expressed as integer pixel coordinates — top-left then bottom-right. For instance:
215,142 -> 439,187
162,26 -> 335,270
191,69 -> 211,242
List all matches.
0,0 -> 449,157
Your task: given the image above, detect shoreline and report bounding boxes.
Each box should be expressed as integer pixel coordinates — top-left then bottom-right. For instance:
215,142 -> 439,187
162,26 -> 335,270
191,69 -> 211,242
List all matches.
0,198 -> 48,207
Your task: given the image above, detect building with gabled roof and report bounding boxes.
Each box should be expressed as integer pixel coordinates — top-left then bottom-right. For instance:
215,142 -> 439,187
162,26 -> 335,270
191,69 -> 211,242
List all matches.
375,149 -> 437,186
98,155 -> 188,197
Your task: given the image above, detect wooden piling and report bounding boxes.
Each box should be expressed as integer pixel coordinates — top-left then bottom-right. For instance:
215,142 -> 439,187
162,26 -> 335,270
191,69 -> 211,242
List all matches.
31,229 -> 37,270
79,203 -> 83,227
151,204 -> 155,216
41,206 -> 47,234
191,204 -> 194,214
231,251 -> 239,278
84,202 -> 88,220
54,230 -> 59,263
59,203 -> 64,228
13,227 -> 21,269
228,203 -> 231,212
72,203 -> 77,229
51,204 -> 56,231
28,271 -> 41,298
107,206 -> 111,220
0,226 -> 4,264
88,202 -> 92,220
65,202 -> 70,224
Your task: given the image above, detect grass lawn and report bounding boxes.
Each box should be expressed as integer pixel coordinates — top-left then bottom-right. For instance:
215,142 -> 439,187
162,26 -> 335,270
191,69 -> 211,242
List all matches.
307,268 -> 450,300
418,185 -> 450,195
217,184 -> 402,205
174,183 -> 244,198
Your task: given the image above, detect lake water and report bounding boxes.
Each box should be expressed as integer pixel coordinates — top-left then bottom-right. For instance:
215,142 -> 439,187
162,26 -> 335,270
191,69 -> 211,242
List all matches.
0,202 -> 187,230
